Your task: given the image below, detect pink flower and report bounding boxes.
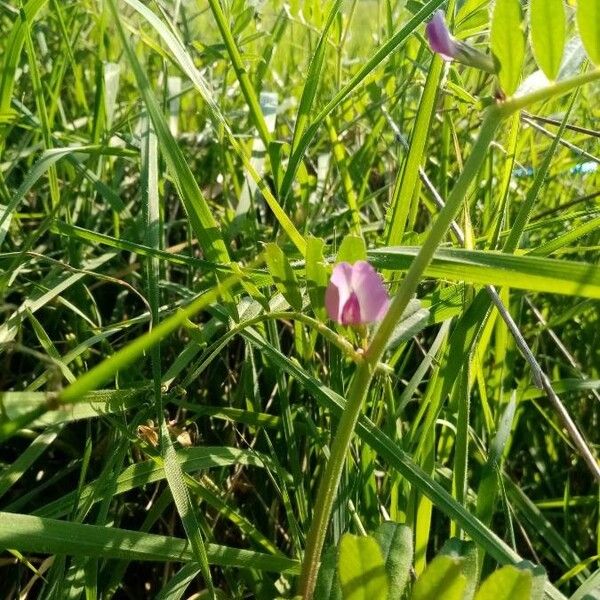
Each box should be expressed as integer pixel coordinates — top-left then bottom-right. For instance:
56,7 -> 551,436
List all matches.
325,261 -> 390,326
425,10 -> 458,60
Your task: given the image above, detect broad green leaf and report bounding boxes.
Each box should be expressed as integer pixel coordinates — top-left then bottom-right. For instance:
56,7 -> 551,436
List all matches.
368,247 -> 600,299
530,0 -> 566,80
0,512 -> 298,573
338,534 -> 389,600
474,565 -> 532,600
265,243 -> 303,310
439,539 -> 478,600
314,545 -> 343,600
337,235 -> 367,263
576,0 -> 600,65
516,561 -> 547,600
412,555 -> 467,600
491,0 -> 525,95
373,522 -> 413,600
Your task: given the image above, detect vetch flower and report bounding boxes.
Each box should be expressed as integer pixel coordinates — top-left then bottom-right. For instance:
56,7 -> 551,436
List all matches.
425,10 -> 496,74
325,261 -> 390,326
426,10 -> 458,60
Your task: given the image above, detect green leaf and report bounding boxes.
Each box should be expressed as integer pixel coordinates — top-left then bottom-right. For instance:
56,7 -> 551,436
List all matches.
577,0 -> 600,65
373,522 -> 413,600
338,534 -> 389,600
368,247 -> 600,299
411,555 -> 467,600
337,235 -> 367,263
265,243 -> 303,311
474,565 -> 532,600
491,0 -> 525,95
516,561 -> 547,600
0,512 -> 298,573
530,0 -> 566,80
439,539 -> 478,600
314,545 -> 343,600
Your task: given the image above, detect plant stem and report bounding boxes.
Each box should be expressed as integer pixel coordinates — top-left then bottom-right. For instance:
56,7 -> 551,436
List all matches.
367,109 -> 502,362
297,358 -> 374,599
499,68 -> 600,117
297,108 -> 502,599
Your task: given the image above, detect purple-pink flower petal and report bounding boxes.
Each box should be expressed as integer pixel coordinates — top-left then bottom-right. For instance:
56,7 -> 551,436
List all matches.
325,260 -> 389,326
325,262 -> 353,323
425,10 -> 457,59
350,260 -> 390,323
341,292 -> 362,325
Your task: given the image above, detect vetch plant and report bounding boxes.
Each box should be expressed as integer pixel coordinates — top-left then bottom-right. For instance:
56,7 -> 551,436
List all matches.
325,261 -> 390,326
316,525 -> 547,600
297,3 -> 600,596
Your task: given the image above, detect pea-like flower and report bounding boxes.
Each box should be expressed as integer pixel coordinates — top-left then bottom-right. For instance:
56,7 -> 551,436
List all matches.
425,10 -> 496,74
425,10 -> 458,60
325,261 -> 390,326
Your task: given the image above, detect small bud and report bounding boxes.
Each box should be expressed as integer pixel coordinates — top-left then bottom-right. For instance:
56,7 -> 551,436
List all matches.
426,10 -> 496,74
426,10 -> 458,59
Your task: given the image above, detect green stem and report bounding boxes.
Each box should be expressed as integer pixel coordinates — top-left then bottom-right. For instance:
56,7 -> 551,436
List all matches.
368,109 -> 502,362
297,108 -> 502,600
297,358 -> 374,599
498,68 -> 600,117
